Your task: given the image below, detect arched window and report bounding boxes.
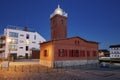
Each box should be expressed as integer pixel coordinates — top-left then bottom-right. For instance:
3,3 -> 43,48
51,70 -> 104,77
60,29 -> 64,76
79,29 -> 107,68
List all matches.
44,50 -> 48,57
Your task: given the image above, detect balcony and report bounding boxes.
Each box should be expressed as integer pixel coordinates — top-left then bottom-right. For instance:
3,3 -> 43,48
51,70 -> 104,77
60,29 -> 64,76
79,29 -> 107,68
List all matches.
0,47 -> 5,51
0,36 -> 6,40
0,41 -> 5,45
0,50 -> 5,53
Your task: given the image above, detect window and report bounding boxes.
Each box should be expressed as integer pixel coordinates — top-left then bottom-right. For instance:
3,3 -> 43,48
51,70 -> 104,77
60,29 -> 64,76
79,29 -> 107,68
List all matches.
93,51 -> 97,57
32,42 -> 36,43
26,46 -> 29,51
26,34 -> 29,39
75,50 -> 79,57
117,55 -> 119,57
20,34 -> 24,37
19,40 -> 24,43
71,50 -> 74,57
69,50 -> 74,57
87,51 -> 90,57
34,35 -> 36,40
9,45 -> 17,51
32,47 -> 35,49
112,55 -> 113,57
19,47 -> 23,49
69,49 -> 79,57
44,50 -> 48,57
75,40 -> 77,45
58,49 -> 67,57
26,40 -> 29,45
12,39 -> 18,44
9,32 -> 18,38
75,40 -> 80,45
0,45 -> 2,48
9,39 -> 18,44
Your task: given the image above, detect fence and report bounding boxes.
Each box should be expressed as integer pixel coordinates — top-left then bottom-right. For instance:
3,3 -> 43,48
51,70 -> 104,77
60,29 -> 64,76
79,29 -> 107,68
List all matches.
0,57 -> 13,62
0,63 -> 94,80
0,62 -> 119,80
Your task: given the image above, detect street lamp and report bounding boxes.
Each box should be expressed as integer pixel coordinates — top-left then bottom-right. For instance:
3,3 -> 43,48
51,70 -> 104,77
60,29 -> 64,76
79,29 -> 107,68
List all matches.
7,38 -> 12,43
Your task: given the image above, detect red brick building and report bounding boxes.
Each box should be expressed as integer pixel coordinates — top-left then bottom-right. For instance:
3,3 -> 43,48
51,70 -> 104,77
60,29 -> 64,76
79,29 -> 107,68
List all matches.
40,5 -> 98,67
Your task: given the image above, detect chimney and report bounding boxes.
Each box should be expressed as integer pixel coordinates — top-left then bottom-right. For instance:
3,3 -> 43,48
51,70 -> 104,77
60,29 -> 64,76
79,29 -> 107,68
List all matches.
24,26 -> 28,31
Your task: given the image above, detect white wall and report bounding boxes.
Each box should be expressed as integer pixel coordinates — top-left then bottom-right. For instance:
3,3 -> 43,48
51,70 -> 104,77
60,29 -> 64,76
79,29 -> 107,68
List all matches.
4,28 -> 46,58
40,60 -> 98,68
110,48 -> 120,58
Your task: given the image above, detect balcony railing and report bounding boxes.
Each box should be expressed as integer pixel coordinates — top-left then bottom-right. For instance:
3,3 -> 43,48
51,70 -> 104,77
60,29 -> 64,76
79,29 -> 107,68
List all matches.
0,47 -> 5,51
0,36 -> 6,40
0,41 -> 6,44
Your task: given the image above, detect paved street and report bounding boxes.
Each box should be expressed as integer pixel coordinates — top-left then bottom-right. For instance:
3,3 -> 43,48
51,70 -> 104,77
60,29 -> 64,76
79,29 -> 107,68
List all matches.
0,62 -> 120,80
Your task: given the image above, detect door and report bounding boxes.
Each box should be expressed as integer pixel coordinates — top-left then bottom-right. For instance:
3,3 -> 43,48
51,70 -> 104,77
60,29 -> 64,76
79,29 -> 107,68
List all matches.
25,53 -> 28,59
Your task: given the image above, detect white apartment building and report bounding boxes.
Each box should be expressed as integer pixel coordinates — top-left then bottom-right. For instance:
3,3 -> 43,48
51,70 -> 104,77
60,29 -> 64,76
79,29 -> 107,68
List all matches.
110,45 -> 120,59
0,25 -> 46,59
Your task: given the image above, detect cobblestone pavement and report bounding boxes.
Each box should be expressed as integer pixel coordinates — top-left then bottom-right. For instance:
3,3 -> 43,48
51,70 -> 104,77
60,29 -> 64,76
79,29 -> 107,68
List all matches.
0,62 -> 120,80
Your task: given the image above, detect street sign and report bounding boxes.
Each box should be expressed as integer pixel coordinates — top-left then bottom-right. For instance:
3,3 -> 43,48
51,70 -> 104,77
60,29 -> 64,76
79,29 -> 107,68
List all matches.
2,61 -> 9,68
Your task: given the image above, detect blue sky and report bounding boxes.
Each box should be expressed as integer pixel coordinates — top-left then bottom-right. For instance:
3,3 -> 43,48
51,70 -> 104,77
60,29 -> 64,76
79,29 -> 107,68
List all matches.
0,0 -> 120,50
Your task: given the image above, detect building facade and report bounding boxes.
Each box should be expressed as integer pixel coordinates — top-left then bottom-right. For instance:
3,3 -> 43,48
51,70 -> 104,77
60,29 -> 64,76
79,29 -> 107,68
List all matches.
0,36 -> 6,58
98,49 -> 110,63
40,5 -> 99,68
50,5 -> 67,40
0,25 -> 46,59
99,49 -> 110,57
40,37 -> 98,67
110,45 -> 120,59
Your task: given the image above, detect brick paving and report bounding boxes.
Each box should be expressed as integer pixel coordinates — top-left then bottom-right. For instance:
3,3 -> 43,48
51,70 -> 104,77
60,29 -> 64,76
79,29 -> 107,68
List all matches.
0,62 -> 120,80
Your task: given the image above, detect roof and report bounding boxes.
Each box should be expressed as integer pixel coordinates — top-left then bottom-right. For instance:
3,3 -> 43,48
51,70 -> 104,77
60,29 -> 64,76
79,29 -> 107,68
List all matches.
41,36 -> 99,44
109,45 -> 120,48
50,5 -> 67,18
5,25 -> 36,32
99,49 -> 109,52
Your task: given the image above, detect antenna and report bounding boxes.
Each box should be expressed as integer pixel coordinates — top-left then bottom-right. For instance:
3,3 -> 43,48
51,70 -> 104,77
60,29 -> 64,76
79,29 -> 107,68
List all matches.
58,0 -> 60,7
58,4 -> 60,8
57,0 -> 61,8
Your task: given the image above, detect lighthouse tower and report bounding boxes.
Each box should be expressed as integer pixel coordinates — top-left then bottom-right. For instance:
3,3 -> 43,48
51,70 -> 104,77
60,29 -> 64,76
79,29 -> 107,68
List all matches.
50,5 -> 68,40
